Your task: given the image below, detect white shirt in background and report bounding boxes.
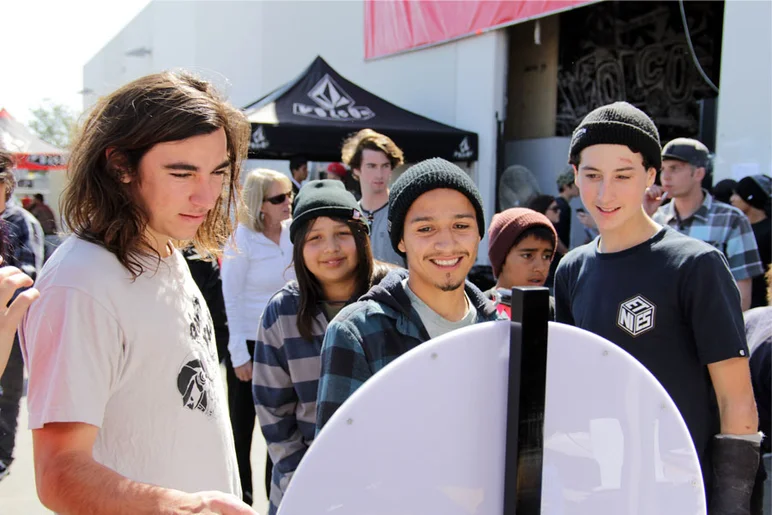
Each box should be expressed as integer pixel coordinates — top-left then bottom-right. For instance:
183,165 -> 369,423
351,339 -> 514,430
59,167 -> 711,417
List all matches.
221,219 -> 295,367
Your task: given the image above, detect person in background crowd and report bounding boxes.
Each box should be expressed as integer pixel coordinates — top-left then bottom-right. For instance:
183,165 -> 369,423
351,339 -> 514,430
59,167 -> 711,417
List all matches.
316,158 -> 503,432
527,194 -> 561,226
746,266 -> 771,515
288,156 -> 308,196
342,128 -> 405,267
27,193 -> 56,236
325,162 -> 346,182
253,180 -> 391,515
19,71 -> 256,514
547,167 -> 579,288
714,178 -> 739,205
731,175 -> 772,309
0,150 -> 39,481
486,208 -> 558,318
648,138 -> 763,311
27,193 -> 59,261
0,154 -> 44,482
556,101 -> 760,513
221,168 -> 295,506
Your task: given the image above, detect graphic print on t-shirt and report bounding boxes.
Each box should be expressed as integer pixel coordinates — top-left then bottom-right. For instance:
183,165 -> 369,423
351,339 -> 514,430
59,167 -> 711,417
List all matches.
617,295 -> 656,337
177,295 -> 220,418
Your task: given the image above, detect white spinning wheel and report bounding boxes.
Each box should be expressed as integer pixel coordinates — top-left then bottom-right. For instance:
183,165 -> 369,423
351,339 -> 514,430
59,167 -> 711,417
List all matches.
279,320 -> 706,515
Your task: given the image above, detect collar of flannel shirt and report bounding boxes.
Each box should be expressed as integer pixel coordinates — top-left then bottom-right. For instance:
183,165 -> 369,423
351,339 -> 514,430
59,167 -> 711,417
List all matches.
662,188 -> 712,225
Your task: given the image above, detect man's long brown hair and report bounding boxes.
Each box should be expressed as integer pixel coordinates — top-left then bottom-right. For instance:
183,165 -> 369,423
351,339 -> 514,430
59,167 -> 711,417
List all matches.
61,71 -> 250,277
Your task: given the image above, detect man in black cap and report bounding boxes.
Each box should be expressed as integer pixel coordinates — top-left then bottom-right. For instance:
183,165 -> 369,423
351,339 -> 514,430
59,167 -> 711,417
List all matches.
555,102 -> 761,513
648,138 -> 763,311
731,174 -> 772,308
315,158 -> 502,431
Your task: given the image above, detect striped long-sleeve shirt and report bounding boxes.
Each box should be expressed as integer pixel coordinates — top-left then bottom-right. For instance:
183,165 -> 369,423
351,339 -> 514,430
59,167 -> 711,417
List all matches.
253,281 -> 328,515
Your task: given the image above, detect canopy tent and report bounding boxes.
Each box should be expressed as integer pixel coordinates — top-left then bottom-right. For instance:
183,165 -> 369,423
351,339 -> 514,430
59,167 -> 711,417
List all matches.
244,56 -> 478,163
0,109 -> 67,170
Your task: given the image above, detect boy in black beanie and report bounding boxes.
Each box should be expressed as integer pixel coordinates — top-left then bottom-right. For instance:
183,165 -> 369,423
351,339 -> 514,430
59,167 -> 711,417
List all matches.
555,101 -> 761,514
315,158 -> 502,431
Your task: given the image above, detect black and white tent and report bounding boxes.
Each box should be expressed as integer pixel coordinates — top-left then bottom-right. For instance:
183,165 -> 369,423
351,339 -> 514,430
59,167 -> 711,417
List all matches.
244,56 -> 478,163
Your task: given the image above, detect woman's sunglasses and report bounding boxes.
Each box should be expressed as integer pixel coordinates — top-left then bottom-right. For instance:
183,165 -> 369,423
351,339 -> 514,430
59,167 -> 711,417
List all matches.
264,191 -> 293,205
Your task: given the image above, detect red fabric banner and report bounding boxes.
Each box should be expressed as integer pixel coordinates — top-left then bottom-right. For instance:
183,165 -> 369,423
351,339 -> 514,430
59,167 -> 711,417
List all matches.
365,0 -> 597,59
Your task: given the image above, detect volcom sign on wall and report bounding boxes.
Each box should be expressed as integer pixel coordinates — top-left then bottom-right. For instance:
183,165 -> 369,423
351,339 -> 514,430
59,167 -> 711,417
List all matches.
293,74 -> 375,121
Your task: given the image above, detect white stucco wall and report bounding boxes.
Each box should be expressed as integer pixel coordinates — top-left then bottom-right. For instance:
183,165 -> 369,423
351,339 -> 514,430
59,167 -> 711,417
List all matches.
84,0 -> 507,264
714,0 -> 772,181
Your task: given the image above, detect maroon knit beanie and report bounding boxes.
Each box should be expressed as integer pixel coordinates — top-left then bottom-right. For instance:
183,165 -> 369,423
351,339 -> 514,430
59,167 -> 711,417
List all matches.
487,208 -> 558,278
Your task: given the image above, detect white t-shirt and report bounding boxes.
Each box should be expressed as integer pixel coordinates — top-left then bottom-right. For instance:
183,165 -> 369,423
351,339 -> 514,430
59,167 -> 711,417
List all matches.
221,220 -> 295,367
19,237 -> 240,497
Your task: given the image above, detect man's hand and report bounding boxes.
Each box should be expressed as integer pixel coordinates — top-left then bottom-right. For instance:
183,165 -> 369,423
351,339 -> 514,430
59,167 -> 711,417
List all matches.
234,361 -> 253,382
185,491 -> 258,514
643,185 -> 667,217
0,262 -> 39,375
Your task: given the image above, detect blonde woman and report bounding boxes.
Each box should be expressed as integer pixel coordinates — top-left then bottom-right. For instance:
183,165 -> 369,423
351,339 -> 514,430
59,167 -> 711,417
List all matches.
222,168 -> 295,506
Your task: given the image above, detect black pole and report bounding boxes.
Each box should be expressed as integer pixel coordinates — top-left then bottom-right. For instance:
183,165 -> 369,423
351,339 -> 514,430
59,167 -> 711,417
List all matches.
502,287 -> 550,514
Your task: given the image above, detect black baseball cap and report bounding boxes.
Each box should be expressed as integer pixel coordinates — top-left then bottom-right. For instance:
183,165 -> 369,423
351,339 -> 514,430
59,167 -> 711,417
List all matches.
662,138 -> 710,168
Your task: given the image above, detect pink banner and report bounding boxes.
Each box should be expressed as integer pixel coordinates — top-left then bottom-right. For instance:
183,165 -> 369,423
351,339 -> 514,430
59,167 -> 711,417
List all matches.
365,0 -> 597,59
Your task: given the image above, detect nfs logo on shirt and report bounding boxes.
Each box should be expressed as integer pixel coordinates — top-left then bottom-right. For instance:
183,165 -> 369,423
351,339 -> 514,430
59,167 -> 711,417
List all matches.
617,295 -> 656,337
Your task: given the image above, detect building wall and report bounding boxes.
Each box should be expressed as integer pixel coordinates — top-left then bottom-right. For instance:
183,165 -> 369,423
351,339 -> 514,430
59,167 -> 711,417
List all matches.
714,0 -> 772,181
84,0 -> 507,264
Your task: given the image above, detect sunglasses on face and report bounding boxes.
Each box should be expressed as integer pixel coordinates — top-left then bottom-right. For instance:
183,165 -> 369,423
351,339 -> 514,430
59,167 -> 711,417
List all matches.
264,191 -> 293,205
548,205 -> 560,213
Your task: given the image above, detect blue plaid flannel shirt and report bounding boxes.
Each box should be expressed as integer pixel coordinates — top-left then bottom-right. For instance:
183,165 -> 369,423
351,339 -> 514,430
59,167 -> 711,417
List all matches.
2,203 -> 43,279
653,192 -> 763,281
315,268 -> 502,432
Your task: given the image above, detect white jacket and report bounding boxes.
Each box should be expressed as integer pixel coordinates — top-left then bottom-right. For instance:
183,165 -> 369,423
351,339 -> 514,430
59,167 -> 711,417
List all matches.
221,220 -> 295,367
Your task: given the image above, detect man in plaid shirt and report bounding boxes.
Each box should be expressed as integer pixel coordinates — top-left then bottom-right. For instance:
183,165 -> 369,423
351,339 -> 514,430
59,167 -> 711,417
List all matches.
648,138 -> 763,311
0,155 -> 44,481
316,158 -> 504,432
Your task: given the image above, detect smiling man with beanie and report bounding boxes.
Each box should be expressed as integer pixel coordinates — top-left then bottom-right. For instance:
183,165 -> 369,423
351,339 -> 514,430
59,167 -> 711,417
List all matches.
315,158 -> 502,431
554,101 -> 761,513
486,208 -> 558,318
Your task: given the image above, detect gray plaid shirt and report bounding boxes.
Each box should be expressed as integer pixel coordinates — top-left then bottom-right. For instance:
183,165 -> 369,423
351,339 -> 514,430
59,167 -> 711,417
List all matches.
653,191 -> 763,281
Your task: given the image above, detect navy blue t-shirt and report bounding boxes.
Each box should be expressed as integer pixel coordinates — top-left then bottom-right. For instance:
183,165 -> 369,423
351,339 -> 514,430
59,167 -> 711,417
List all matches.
554,227 -> 749,492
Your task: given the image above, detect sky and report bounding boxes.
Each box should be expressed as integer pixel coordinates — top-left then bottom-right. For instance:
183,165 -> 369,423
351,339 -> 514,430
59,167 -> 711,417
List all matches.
1,0 -> 152,124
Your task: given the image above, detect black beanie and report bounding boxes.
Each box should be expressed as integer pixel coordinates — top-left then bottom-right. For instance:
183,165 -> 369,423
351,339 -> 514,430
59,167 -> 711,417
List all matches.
388,158 -> 485,256
736,175 -> 772,211
569,101 -> 662,170
289,180 -> 368,243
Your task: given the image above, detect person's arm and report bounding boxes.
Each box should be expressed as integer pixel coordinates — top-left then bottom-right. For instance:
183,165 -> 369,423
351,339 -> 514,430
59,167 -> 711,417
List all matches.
33,422 -> 254,515
553,261 -> 575,326
724,213 -> 764,311
315,320 -> 373,433
707,358 -> 758,434
0,265 -> 38,376
252,300 -> 307,504
737,278 -> 753,312
220,231 -> 252,374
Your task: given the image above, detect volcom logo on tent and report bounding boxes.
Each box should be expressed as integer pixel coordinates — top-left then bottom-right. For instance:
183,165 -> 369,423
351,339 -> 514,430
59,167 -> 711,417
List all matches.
453,137 -> 473,159
293,74 -> 375,121
249,126 -> 269,151
617,295 -> 656,337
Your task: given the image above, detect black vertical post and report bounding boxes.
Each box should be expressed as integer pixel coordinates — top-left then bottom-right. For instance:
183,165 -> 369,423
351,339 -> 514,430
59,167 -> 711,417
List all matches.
502,287 -> 550,515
